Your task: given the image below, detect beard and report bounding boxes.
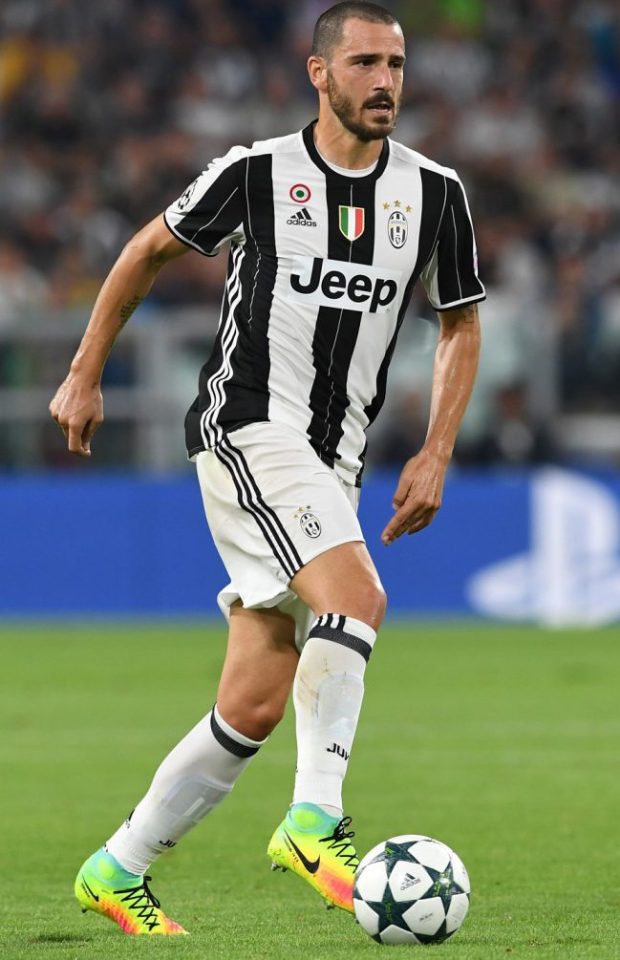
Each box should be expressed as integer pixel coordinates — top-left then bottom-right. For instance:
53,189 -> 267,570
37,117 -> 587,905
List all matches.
326,70 -> 399,142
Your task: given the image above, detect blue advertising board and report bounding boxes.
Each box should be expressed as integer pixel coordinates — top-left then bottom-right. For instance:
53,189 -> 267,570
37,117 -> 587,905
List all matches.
1,468 -> 619,624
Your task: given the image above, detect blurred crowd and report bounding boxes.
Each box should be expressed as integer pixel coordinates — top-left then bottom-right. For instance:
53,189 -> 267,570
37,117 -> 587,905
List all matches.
0,0 -> 619,469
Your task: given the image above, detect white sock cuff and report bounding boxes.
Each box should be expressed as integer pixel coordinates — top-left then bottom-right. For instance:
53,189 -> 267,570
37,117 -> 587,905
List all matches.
212,704 -> 268,754
309,613 -> 377,661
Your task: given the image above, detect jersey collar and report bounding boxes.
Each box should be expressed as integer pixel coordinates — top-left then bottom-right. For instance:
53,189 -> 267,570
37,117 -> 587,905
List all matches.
301,120 -> 389,182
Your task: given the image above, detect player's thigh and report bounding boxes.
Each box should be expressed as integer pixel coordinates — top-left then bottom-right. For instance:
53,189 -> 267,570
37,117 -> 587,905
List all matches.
197,423 -> 367,612
217,604 -> 299,740
291,540 -> 386,629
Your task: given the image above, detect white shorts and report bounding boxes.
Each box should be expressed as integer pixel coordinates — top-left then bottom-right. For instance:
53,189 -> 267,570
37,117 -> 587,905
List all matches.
195,422 -> 363,648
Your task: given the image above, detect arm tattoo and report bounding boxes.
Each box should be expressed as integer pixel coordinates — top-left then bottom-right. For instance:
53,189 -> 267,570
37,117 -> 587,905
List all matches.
453,303 -> 478,323
438,302 -> 479,331
119,296 -> 143,326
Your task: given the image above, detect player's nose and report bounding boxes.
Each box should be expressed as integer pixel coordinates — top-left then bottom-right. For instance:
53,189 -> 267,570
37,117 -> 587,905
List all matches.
374,60 -> 395,90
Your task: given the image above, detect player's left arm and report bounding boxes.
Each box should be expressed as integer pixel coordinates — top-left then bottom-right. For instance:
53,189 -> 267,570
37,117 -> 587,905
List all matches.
381,302 -> 481,545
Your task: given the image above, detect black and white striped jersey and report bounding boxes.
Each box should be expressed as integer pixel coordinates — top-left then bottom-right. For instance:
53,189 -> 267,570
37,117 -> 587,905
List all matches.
164,121 -> 485,486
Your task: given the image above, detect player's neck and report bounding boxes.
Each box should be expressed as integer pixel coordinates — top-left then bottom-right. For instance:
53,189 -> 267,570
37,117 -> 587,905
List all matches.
313,116 -> 384,171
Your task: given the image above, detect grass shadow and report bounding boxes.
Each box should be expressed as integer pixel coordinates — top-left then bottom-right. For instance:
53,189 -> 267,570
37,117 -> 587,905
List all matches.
27,933 -> 93,945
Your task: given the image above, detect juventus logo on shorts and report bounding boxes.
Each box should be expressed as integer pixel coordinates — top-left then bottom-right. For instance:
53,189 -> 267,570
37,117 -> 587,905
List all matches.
295,506 -> 322,538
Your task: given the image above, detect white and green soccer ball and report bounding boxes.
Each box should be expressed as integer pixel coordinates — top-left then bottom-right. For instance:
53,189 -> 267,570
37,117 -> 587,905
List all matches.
353,835 -> 470,946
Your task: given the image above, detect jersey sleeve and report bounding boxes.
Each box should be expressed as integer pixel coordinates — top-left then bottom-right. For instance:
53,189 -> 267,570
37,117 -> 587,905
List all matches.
420,175 -> 485,311
164,145 -> 249,256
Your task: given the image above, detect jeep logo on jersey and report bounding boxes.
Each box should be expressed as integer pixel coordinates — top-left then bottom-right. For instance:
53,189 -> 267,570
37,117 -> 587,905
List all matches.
289,257 -> 400,315
339,205 -> 365,241
388,210 -> 408,248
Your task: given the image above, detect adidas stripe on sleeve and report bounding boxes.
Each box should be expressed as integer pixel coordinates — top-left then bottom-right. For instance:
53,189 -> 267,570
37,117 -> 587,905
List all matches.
420,176 -> 485,311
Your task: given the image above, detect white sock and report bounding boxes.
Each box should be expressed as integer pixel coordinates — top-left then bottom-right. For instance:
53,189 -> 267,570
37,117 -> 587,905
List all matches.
293,613 -> 377,814
106,704 -> 265,875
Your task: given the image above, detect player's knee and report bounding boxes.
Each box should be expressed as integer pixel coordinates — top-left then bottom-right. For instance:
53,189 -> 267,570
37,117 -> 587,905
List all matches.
343,565 -> 387,628
364,580 -> 387,628
237,699 -> 285,741
330,581 -> 387,630
376,583 -> 388,621
313,576 -> 386,630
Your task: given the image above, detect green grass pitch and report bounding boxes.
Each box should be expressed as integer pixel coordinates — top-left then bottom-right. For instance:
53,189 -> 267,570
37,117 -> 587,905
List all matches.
1,622 -> 619,960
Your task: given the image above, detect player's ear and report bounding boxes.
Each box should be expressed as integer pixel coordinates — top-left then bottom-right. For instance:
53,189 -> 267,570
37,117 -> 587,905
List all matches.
307,55 -> 328,93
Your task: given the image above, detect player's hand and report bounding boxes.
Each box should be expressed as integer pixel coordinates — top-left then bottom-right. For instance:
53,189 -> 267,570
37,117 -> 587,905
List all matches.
381,449 -> 447,545
49,373 -> 103,457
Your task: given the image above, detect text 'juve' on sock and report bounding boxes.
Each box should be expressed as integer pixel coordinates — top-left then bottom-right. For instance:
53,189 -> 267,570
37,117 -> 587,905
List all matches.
293,613 -> 377,813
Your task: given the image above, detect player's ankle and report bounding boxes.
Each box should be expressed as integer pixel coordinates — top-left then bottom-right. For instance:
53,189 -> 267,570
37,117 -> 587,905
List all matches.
287,801 -> 341,830
95,847 -> 143,882
291,801 -> 342,819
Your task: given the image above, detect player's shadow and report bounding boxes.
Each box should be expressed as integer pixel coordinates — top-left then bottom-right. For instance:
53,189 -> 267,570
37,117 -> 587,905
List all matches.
27,933 -> 93,944
465,937 -> 603,948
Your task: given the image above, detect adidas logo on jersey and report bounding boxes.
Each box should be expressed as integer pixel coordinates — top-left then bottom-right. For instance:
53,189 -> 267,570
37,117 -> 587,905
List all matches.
289,256 -> 401,314
287,207 -> 317,227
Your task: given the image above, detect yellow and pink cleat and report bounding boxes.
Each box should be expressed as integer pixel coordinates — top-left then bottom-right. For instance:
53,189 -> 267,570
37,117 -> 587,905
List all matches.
267,803 -> 358,912
74,848 -> 187,935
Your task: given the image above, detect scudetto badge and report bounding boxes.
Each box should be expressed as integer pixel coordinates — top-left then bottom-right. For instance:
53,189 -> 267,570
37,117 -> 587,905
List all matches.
339,205 -> 365,241
388,209 -> 408,248
290,183 -> 312,203
299,512 -> 322,538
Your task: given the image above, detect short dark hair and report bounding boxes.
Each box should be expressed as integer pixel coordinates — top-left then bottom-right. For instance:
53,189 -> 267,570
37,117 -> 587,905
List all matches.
311,2 -> 399,61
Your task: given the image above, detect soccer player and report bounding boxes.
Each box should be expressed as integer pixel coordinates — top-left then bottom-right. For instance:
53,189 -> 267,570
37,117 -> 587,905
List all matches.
50,1 -> 483,936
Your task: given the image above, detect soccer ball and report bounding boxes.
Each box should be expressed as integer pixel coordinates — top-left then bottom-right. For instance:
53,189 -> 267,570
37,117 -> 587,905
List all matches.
353,835 -> 470,946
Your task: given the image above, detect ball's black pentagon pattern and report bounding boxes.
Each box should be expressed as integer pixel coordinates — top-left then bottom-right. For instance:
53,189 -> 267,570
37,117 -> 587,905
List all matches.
415,918 -> 449,945
355,839 -> 389,876
353,835 -> 470,946
363,884 -> 425,936
423,862 -> 464,908
383,840 -> 420,871
358,849 -> 391,873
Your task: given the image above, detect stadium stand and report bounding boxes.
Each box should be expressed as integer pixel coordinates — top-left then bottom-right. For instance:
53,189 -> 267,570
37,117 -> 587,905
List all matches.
0,0 -> 618,469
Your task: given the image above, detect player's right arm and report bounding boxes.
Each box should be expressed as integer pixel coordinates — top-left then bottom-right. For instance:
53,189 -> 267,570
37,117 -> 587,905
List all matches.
50,215 -> 188,457
51,145 -> 249,456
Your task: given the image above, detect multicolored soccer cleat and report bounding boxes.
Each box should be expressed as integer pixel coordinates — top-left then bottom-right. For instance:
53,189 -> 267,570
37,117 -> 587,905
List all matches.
74,848 -> 187,935
267,803 -> 359,912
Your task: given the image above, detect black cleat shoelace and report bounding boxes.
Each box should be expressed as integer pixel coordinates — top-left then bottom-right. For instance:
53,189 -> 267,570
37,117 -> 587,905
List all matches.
319,816 -> 359,871
113,876 -> 161,931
